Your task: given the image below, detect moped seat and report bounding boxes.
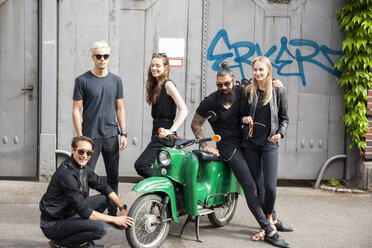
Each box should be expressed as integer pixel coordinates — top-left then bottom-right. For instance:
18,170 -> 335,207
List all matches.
192,150 -> 222,161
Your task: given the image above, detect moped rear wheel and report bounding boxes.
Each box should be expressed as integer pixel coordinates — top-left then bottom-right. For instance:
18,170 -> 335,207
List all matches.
126,194 -> 170,248
208,193 -> 238,227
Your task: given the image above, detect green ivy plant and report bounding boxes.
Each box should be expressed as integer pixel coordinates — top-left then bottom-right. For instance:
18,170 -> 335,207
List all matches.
335,0 -> 372,151
328,178 -> 342,187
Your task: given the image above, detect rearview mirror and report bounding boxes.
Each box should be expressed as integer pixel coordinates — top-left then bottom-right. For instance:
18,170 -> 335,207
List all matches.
206,111 -> 217,122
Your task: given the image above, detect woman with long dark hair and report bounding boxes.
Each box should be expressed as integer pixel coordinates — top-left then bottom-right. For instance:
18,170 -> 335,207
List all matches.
134,53 -> 188,178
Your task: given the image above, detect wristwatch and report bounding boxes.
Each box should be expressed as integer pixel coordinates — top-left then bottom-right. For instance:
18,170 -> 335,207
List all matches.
119,204 -> 127,211
120,130 -> 127,137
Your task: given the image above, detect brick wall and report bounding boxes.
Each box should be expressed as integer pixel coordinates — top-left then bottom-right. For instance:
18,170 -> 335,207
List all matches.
365,89 -> 372,159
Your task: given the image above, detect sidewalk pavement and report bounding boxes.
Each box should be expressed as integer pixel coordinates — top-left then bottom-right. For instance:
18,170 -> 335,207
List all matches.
0,180 -> 371,248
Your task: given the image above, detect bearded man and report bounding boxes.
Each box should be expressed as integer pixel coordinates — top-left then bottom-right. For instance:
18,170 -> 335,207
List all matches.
191,62 -> 291,248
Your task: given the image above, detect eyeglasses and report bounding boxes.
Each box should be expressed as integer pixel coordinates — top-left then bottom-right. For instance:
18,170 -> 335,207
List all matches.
216,79 -> 233,89
94,54 -> 110,60
75,148 -> 93,157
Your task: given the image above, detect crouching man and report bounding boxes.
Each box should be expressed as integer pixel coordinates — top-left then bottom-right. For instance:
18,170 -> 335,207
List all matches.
40,136 -> 134,248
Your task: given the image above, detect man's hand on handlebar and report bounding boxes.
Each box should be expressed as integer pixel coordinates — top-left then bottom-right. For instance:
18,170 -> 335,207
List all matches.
203,145 -> 220,157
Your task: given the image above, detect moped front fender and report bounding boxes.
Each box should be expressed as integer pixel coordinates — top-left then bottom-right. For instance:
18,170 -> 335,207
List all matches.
131,177 -> 179,223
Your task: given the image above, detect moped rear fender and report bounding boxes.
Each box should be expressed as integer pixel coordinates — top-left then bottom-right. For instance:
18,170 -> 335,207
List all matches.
131,177 -> 179,223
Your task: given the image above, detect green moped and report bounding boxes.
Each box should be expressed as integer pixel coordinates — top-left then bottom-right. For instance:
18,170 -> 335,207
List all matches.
125,113 -> 243,248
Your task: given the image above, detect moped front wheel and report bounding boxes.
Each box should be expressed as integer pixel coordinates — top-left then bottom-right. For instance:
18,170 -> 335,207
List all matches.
208,193 -> 238,227
125,194 -> 170,248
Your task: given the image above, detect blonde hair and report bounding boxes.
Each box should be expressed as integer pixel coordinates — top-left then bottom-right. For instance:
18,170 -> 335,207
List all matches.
244,56 -> 272,105
90,41 -> 110,54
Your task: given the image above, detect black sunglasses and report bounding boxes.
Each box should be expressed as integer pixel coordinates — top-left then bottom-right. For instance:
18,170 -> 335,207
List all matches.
75,148 -> 93,157
216,79 -> 233,88
94,54 -> 110,60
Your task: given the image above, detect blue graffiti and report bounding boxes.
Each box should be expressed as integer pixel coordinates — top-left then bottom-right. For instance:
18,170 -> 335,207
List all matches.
207,29 -> 343,86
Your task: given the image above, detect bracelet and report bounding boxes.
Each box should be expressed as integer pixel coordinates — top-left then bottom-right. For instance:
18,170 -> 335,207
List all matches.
120,130 -> 127,137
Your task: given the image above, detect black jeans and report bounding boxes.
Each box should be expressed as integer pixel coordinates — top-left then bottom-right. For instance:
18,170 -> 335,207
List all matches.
87,136 -> 119,215
227,148 -> 274,233
41,194 -> 109,247
135,120 -> 174,178
242,141 -> 278,215
134,135 -> 173,178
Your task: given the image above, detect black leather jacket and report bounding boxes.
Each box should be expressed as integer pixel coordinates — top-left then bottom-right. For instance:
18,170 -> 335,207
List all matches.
40,157 -> 112,222
240,87 -> 289,140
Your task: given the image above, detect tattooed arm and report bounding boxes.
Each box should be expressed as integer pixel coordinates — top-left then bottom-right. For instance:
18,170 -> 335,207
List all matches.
191,113 -> 207,147
191,113 -> 220,156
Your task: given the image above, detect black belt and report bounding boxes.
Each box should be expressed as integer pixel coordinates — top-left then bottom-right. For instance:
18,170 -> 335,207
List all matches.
153,118 -> 173,123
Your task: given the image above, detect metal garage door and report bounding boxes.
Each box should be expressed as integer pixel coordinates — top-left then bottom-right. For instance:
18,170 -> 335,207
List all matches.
0,0 -> 38,178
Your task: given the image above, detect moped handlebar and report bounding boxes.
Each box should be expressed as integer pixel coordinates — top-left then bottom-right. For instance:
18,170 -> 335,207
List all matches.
196,137 -> 212,143
157,128 -> 221,148
194,135 -> 221,143
174,135 -> 221,148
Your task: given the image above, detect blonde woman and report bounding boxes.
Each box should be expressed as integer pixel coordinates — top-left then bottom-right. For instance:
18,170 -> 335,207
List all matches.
241,56 -> 289,247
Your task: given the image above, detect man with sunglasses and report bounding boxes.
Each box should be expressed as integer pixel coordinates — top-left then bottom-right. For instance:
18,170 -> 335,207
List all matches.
191,62 -> 291,248
73,40 -> 127,218
191,62 -> 242,159
40,136 -> 134,248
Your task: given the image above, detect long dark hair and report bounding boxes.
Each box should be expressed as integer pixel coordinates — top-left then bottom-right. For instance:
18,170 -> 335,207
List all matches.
145,53 -> 170,105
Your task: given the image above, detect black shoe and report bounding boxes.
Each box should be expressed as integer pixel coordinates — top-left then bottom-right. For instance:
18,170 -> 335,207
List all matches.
264,233 -> 290,248
76,241 -> 105,248
109,222 -> 125,230
47,241 -> 66,248
89,241 -> 105,248
275,220 -> 294,232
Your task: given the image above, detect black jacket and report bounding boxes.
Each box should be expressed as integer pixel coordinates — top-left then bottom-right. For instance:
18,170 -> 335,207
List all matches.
40,157 -> 113,221
240,87 -> 289,140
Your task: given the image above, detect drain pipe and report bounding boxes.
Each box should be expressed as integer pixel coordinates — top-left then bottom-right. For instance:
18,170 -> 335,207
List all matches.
314,154 -> 347,189
56,149 -> 71,157
200,0 -> 209,99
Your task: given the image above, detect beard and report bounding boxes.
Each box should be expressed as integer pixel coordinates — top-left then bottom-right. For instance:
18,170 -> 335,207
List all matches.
217,87 -> 235,105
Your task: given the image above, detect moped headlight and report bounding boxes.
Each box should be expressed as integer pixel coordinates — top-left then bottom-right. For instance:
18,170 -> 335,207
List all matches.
157,150 -> 171,168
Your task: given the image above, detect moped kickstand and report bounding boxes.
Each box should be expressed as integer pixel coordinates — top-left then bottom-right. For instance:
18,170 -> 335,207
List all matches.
179,209 -> 214,242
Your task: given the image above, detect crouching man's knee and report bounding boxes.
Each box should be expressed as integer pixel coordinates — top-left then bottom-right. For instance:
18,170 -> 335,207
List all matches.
93,221 -> 108,240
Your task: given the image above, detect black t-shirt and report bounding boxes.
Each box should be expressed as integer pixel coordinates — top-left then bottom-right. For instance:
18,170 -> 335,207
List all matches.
196,86 -> 243,159
249,88 -> 271,145
151,80 -> 177,121
150,80 -> 177,136
73,71 -> 124,140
